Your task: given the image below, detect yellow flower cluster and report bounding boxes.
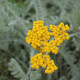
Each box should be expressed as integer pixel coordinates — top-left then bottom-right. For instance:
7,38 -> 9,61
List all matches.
25,21 -> 70,54
49,22 -> 70,46
31,53 -> 58,74
25,21 -> 70,74
25,21 -> 50,50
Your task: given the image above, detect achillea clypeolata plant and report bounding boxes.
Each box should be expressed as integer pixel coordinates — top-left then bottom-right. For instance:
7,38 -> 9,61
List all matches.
25,21 -> 70,74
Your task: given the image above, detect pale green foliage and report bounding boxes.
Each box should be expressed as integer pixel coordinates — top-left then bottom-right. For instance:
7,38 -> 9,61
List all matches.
30,71 -> 41,80
59,48 -> 80,79
0,0 -> 30,50
59,76 -> 67,80
8,58 -> 26,80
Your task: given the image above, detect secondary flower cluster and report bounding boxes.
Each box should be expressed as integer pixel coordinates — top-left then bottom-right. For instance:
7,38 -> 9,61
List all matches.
25,21 -> 70,74
30,53 -> 58,74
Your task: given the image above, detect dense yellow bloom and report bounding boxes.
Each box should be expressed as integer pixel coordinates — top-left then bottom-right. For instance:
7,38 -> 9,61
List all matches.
30,53 -> 58,74
25,21 -> 70,54
49,23 -> 70,47
25,21 -> 70,74
25,21 -> 50,50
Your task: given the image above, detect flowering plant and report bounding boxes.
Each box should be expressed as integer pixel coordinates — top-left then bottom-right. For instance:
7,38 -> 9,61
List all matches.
25,21 -> 70,74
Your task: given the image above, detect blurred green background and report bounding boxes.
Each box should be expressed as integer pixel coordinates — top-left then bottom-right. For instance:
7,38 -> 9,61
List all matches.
0,0 -> 80,80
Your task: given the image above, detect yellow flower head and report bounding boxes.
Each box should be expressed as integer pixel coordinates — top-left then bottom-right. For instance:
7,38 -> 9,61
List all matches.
25,21 -> 70,54
30,53 -> 58,74
25,21 -> 70,74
